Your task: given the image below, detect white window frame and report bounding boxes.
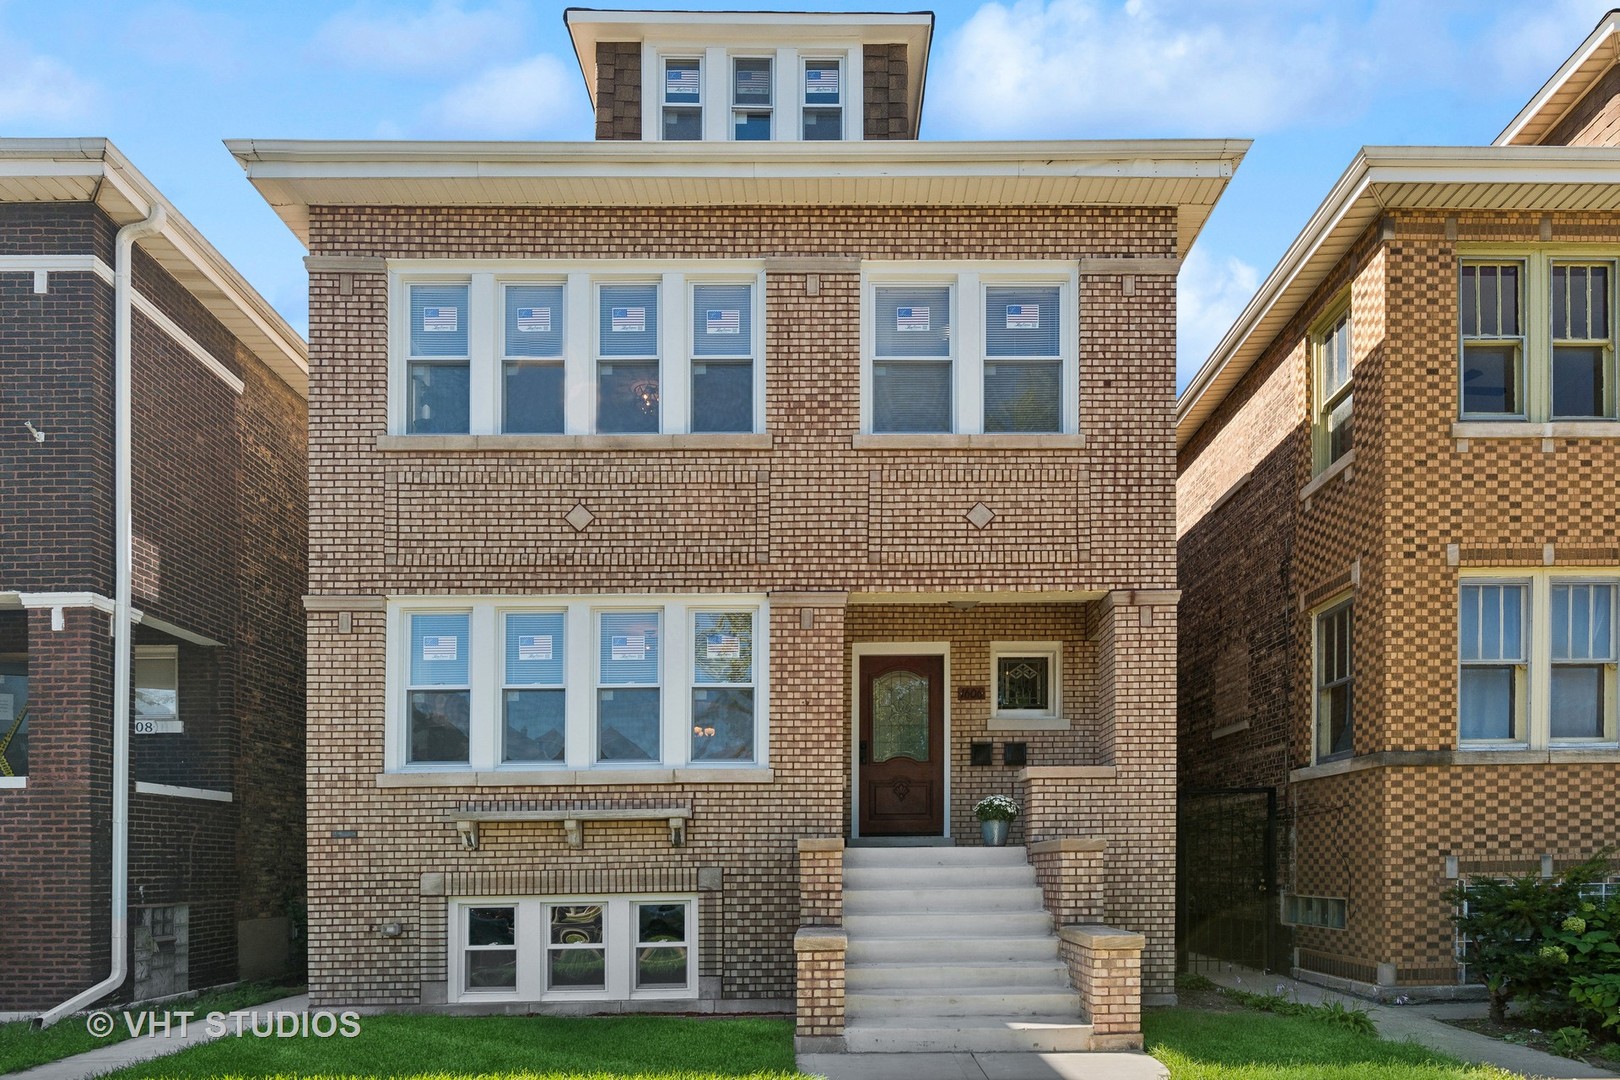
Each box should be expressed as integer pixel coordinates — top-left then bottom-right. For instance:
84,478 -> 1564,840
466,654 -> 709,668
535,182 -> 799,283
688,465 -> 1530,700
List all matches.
988,642 -> 1062,728
389,262 -> 766,437
1280,893 -> 1347,930
500,608 -> 567,766
729,54 -> 775,141
448,896 -> 698,1004
689,607 -> 762,761
133,644 -> 180,731
799,56 -> 846,141
642,43 -> 863,142
1457,570 -> 1619,750
860,263 -> 1080,436
1457,249 -> 1620,423
384,595 -> 769,774
1310,294 -> 1353,475
498,278 -> 567,435
1310,596 -> 1354,765
686,277 -> 766,434
659,55 -> 705,141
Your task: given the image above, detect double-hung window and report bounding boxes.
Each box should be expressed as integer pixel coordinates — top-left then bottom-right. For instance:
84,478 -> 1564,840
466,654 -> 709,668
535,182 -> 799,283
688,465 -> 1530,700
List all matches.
1458,575 -> 1616,748
393,267 -> 764,437
662,58 -> 702,140
406,283 -> 471,433
390,597 -> 768,774
1313,599 -> 1353,762
1312,300 -> 1353,472
1458,253 -> 1618,421
864,268 -> 1077,436
802,58 -> 843,139
451,896 -> 697,1003
732,57 -> 773,140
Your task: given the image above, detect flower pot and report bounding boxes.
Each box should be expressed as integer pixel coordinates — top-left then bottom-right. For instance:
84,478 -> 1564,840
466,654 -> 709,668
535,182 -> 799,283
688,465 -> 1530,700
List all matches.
981,818 -> 1011,846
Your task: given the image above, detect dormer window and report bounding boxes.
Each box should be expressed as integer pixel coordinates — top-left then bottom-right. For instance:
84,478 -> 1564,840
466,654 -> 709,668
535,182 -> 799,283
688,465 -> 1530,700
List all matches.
662,58 -> 702,141
732,58 -> 773,141
802,59 -> 843,140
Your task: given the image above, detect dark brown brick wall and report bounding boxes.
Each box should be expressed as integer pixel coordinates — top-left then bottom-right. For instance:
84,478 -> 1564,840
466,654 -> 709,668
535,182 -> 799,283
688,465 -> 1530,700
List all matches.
0,203 -> 307,1009
594,41 -> 643,140
863,44 -> 911,139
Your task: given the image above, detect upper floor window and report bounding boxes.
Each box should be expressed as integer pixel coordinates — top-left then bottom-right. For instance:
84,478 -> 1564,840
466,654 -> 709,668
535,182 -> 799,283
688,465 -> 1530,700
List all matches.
389,597 -> 768,773
648,47 -> 859,142
1311,299 -> 1352,473
662,58 -> 702,140
1459,254 -> 1618,421
1313,599 -> 1353,762
1459,575 -> 1617,749
732,57 -> 773,140
863,268 -> 1076,436
393,266 -> 765,437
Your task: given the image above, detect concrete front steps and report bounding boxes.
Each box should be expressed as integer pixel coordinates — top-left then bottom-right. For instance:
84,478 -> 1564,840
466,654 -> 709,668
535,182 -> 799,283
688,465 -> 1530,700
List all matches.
842,844 -> 1093,1053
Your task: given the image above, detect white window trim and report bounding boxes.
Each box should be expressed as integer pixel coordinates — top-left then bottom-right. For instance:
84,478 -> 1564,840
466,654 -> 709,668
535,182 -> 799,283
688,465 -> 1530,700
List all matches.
860,263 -> 1080,436
1457,570 -> 1619,750
1310,594 -> 1354,765
389,261 -> 766,437
728,53 -> 775,142
1310,294 -> 1353,476
448,895 -> 698,1004
1457,247 -> 1620,423
643,43 -> 863,142
988,641 -> 1063,727
385,595 -> 769,774
799,55 -> 848,141
134,643 -> 179,725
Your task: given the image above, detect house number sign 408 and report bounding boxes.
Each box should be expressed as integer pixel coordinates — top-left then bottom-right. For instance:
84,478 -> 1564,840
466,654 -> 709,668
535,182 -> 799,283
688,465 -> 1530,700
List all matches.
134,719 -> 184,735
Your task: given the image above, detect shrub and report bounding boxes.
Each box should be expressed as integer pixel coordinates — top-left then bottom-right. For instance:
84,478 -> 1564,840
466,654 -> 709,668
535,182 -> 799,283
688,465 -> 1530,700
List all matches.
1549,1026 -> 1593,1058
1570,973 -> 1620,1032
1448,851 -> 1612,1024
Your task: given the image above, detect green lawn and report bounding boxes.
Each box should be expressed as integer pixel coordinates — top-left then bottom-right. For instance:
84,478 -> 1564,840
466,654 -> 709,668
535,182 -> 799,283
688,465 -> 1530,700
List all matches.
97,1015 -> 807,1080
1145,1007 -> 1520,1080
0,981 -> 302,1075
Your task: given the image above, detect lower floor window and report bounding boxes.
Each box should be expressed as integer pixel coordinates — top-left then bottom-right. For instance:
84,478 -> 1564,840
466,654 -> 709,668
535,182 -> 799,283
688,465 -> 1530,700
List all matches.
1281,894 -> 1347,930
453,896 -> 696,1002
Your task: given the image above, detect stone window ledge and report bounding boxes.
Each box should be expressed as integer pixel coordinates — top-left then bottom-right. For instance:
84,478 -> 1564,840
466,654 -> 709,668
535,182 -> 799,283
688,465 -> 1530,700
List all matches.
1299,449 -> 1355,502
376,434 -> 773,452
851,434 -> 1086,451
1291,747 -> 1620,782
1452,421 -> 1620,439
377,767 -> 774,788
987,716 -> 1073,732
0,776 -> 25,789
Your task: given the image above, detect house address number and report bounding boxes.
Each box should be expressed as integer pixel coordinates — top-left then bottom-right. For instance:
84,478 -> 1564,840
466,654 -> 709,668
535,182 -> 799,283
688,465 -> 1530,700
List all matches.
134,719 -> 183,735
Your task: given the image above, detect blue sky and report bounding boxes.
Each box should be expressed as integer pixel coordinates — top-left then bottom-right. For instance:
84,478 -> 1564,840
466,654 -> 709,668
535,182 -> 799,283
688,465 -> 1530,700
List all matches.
2,0 -> 1612,388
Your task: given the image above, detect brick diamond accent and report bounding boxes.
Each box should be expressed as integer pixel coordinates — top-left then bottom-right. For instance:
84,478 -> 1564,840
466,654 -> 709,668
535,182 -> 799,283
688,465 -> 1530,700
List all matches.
965,502 -> 995,530
565,504 -> 595,532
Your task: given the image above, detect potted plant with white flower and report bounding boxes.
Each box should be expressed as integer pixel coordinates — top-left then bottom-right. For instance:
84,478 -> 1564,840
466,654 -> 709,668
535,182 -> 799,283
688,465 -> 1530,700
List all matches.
973,794 -> 1020,847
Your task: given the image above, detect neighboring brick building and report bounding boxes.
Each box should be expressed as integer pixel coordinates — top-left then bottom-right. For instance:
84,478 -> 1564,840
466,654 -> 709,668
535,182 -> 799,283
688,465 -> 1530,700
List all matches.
232,9 -> 1245,1050
0,140 -> 308,1013
1176,14 -> 1620,998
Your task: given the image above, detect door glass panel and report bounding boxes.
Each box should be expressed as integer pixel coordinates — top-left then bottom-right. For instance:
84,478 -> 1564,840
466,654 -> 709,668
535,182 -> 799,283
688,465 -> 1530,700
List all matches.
871,670 -> 929,762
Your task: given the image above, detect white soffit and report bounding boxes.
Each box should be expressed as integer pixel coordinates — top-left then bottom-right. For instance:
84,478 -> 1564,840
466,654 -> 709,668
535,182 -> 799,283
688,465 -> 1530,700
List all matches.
226,138 -> 1250,258
1175,145 -> 1620,451
0,138 -> 308,396
1497,10 -> 1620,147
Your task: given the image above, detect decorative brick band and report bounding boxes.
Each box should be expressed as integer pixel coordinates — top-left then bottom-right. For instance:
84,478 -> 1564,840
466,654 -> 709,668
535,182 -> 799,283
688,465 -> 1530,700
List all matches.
793,926 -> 847,1048
1028,838 -> 1105,924
1060,924 -> 1145,1049
798,837 -> 843,925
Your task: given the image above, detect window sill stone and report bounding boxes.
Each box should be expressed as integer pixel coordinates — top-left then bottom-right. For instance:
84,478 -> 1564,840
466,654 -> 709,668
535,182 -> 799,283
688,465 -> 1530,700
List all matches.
1452,420 -> 1620,439
375,433 -> 773,452
1299,449 -> 1355,502
377,767 -> 775,788
986,716 -> 1073,732
852,433 -> 1086,450
1290,746 -> 1620,782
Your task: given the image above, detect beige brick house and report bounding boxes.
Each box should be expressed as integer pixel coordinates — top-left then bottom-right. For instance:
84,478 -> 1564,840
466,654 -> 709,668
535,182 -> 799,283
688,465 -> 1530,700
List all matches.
233,8 -> 1245,1051
1177,13 -> 1620,1000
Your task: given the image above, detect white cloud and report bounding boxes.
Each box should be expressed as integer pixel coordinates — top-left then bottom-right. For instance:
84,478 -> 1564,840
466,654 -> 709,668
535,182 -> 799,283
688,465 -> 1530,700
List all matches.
932,0 -> 1366,137
0,41 -> 96,124
423,55 -> 578,137
311,0 -> 525,75
1177,246 -> 1260,390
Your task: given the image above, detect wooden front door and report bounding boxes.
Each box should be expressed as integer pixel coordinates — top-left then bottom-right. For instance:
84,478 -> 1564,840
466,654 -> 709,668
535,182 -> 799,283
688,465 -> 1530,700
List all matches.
858,654 -> 945,836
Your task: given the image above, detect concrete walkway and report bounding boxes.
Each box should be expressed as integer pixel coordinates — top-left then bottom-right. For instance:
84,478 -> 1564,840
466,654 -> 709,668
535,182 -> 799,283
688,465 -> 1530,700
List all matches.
1204,964 -> 1620,1080
799,1051 -> 1168,1080
3,994 -> 308,1080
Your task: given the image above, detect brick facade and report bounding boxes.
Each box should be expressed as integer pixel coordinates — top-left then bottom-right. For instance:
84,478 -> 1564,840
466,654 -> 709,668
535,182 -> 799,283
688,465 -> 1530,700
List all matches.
299,195 -> 1184,1007
1179,155 -> 1620,991
0,190 -> 307,1011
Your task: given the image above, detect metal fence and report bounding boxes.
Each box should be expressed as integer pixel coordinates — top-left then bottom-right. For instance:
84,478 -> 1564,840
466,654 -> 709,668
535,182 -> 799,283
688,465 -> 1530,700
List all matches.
1177,787 -> 1289,974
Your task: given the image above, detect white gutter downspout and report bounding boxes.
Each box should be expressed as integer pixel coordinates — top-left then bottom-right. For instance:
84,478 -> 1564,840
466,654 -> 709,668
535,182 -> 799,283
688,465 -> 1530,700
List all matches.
35,204 -> 166,1028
